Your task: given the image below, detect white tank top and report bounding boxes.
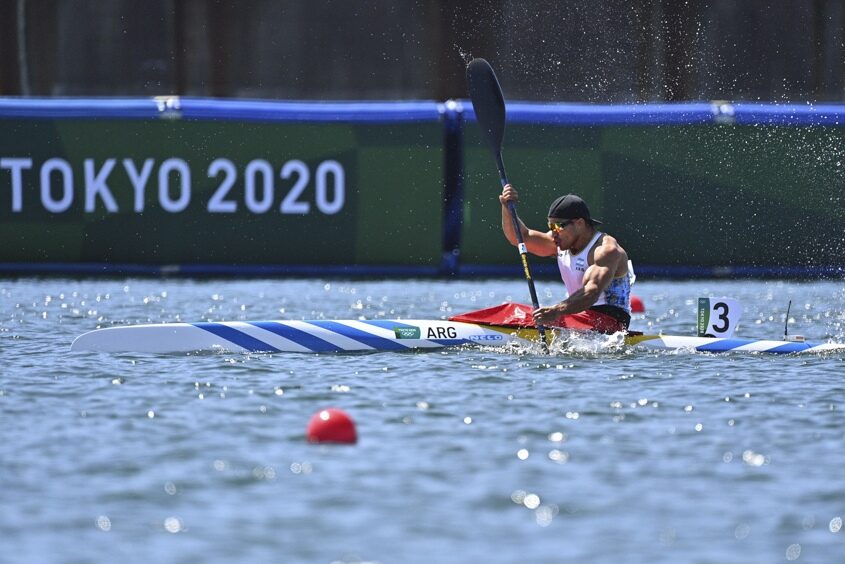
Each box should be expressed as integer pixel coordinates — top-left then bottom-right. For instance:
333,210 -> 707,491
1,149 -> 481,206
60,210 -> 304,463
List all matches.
557,231 -> 605,304
556,231 -> 633,312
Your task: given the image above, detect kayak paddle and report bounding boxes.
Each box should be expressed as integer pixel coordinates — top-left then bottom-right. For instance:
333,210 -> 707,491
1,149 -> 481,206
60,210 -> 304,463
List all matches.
466,58 -> 549,349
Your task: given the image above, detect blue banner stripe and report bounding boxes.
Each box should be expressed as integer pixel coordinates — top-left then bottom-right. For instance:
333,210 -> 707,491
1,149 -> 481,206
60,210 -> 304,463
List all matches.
194,322 -> 280,353
249,322 -> 341,353
0,98 -> 160,119
179,99 -> 441,123
305,321 -> 409,351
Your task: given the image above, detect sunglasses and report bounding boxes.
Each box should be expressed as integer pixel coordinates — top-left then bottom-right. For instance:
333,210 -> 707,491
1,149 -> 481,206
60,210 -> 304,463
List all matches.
548,220 -> 573,232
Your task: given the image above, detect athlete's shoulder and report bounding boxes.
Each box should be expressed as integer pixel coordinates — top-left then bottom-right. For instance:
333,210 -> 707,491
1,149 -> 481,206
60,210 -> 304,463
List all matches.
594,234 -> 627,265
599,233 -> 624,251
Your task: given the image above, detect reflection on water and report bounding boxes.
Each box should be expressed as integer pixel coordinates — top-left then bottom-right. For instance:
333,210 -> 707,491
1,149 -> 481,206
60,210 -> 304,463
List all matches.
1,277 -> 844,563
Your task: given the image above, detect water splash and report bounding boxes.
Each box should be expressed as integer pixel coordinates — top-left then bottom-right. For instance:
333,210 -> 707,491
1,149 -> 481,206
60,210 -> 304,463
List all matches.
550,330 -> 628,355
455,44 -> 473,66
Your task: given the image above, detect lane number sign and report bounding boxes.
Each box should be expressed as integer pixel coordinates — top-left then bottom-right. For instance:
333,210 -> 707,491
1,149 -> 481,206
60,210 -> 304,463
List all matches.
697,297 -> 742,338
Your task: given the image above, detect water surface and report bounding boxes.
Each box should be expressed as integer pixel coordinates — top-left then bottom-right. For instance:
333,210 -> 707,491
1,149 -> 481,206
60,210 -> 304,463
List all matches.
2,277 -> 844,563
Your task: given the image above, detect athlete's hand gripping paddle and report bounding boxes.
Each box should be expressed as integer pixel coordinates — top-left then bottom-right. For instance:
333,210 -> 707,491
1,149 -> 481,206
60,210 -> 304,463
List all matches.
466,58 -> 549,349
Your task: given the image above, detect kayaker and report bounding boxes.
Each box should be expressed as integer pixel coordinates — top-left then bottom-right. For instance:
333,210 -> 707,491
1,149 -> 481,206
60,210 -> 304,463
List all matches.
499,184 -> 633,333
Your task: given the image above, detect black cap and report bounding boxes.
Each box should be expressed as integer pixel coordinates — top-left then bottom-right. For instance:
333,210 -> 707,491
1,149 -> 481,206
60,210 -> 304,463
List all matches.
547,194 -> 602,225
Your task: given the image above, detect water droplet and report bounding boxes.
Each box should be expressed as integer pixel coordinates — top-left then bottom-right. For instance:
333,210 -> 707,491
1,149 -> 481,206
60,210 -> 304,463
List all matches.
96,515 -> 111,532
785,543 -> 801,560
164,517 -> 183,533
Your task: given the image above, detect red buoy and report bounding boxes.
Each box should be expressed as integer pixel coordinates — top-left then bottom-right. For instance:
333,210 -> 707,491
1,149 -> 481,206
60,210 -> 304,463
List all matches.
306,408 -> 357,444
631,295 -> 645,313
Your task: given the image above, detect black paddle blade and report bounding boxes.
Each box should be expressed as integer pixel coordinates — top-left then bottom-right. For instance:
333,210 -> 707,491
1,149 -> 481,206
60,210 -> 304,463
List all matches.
466,58 -> 506,154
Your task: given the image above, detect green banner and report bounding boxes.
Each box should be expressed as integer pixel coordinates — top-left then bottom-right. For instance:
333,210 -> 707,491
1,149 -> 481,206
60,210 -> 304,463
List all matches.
0,119 -> 444,266
461,123 -> 845,268
3,102 -> 844,273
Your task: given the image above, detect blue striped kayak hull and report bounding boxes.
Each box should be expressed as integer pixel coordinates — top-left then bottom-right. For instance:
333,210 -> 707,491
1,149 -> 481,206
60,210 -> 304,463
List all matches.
70,320 -> 845,355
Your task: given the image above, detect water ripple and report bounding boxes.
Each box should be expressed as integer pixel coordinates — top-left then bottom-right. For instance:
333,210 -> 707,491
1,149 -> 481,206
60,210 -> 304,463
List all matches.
3,278 -> 845,562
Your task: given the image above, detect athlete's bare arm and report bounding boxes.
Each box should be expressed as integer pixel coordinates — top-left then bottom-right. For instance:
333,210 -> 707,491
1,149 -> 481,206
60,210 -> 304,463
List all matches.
499,184 -> 558,257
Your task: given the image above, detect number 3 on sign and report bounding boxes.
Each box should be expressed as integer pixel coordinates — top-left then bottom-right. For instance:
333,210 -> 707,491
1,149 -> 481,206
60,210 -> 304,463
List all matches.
697,297 -> 743,338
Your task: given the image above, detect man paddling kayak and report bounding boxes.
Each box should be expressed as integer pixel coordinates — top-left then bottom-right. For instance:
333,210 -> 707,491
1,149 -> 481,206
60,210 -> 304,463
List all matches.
498,184 -> 633,333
